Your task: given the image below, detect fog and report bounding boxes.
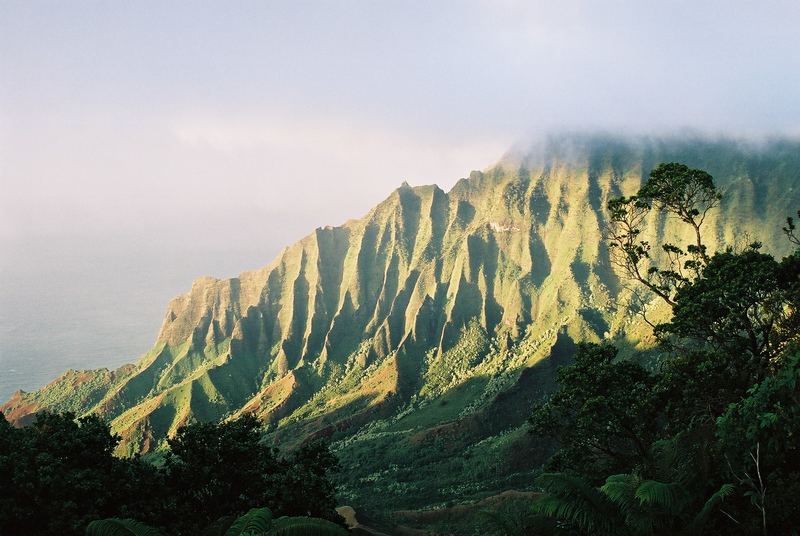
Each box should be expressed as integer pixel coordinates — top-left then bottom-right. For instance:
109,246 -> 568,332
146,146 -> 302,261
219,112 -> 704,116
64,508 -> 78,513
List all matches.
1,1 -> 799,398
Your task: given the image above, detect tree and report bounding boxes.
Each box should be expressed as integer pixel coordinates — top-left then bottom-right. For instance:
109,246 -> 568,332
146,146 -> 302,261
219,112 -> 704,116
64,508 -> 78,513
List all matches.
163,414 -> 341,534
657,246 -> 800,364
530,343 -> 662,480
84,507 -> 349,536
0,410 -> 342,536
274,440 -> 340,520
530,163 -> 800,533
652,246 -> 800,433
716,350 -> 800,534
0,411 -> 157,536
637,163 -> 721,263
606,162 -> 721,309
164,414 -> 283,533
603,162 -> 800,532
532,430 -> 736,536
85,518 -> 163,536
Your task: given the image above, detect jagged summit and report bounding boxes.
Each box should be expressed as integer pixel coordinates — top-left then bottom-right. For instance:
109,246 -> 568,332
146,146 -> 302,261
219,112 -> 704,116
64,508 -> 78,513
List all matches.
4,134 -> 800,458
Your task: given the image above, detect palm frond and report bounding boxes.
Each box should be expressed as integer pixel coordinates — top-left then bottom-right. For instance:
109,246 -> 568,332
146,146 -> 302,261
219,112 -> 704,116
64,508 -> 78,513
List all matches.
85,518 -> 163,536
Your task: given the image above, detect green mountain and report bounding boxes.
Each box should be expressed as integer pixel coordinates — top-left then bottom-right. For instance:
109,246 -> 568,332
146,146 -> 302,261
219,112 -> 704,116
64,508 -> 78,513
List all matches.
4,134 -> 800,522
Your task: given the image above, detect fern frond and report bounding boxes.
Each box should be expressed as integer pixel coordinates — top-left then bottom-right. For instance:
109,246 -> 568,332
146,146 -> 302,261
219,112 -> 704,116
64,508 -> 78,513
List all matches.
477,504 -> 536,536
533,473 -> 622,535
650,436 -> 680,481
202,516 -> 236,536
601,474 -> 657,535
85,518 -> 163,536
635,480 -> 687,513
477,509 -> 516,536
225,507 -> 272,536
267,516 -> 349,535
601,474 -> 640,509
686,483 -> 735,535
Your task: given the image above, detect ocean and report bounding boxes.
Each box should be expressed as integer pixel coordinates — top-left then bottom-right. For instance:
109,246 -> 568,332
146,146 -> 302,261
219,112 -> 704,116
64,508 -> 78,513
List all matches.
0,234 -> 281,402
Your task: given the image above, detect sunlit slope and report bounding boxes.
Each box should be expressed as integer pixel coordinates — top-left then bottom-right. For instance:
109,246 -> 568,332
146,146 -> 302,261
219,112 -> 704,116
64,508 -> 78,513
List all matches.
4,135 -> 800,458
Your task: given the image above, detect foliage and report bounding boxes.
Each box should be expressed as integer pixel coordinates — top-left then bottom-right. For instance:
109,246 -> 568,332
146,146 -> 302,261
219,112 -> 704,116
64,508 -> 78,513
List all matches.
0,411 -> 160,536
267,516 -> 349,535
530,343 -> 661,480
532,472 -> 626,535
782,209 -> 800,247
477,498 -> 556,536
533,450 -> 735,536
0,412 -> 339,536
533,162 -> 800,534
273,441 -> 340,519
717,350 -> 800,534
657,247 -> 800,364
85,519 -> 164,536
84,509 -> 347,536
651,249 -> 800,433
164,414 -> 281,532
656,349 -> 759,434
163,414 -> 339,533
638,162 -> 721,256
606,162 -> 721,307
224,507 -> 272,536
534,428 -> 734,535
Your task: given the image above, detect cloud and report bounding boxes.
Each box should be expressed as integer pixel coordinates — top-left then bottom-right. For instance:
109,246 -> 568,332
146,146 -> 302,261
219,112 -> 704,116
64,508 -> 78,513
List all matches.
171,114 -> 509,190
3,0 -> 800,244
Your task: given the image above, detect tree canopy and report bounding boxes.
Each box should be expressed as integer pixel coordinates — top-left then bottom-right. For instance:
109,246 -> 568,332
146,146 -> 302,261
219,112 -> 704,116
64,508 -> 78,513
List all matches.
0,413 -> 339,536
530,162 -> 800,534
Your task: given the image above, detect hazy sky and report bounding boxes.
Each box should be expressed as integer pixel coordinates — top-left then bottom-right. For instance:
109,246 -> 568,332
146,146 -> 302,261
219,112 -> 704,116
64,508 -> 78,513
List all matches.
3,1 -> 800,252
1,1 -> 800,395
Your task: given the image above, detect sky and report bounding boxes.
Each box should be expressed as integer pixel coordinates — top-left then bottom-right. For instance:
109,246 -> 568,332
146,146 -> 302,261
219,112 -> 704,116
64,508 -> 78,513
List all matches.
1,1 -> 800,396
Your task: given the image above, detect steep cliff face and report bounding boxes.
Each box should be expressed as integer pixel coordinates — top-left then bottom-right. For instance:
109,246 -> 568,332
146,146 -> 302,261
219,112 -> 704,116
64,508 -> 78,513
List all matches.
4,135 -> 800,460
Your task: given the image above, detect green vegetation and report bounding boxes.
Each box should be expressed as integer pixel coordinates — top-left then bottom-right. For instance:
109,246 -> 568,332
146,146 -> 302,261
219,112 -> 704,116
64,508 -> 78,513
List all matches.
84,508 -> 347,536
530,343 -> 661,480
224,508 -> 273,536
86,519 -> 163,536
0,413 -> 339,536
3,136 -> 800,533
528,162 -> 800,534
266,516 -> 348,536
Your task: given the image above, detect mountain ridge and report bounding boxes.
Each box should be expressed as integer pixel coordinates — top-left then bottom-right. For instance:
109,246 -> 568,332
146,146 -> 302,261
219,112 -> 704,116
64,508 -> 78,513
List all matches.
4,135 -> 800,488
